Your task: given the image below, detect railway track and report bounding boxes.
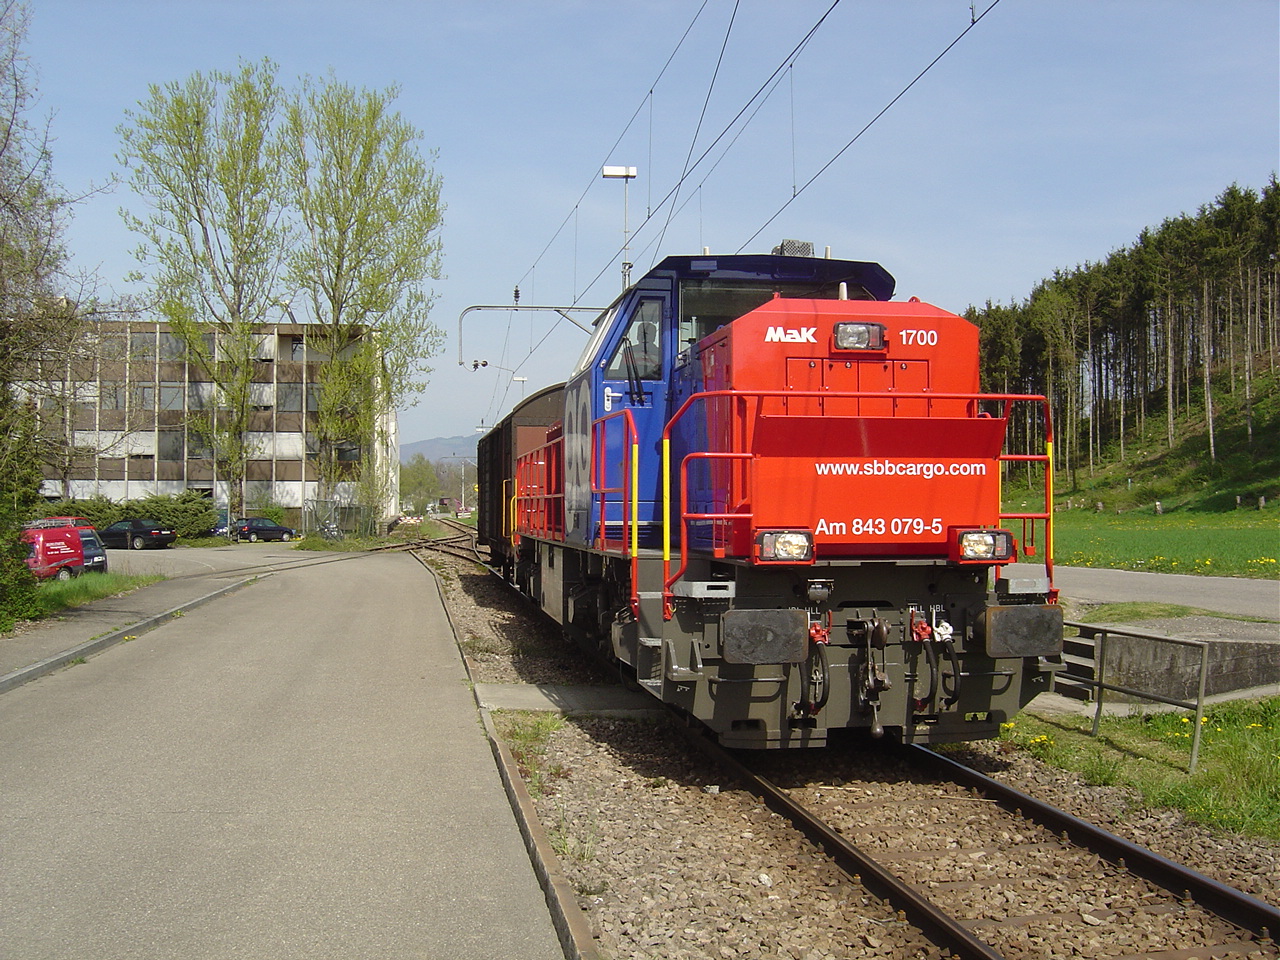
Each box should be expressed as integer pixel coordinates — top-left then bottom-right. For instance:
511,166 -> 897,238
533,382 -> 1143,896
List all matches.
381,517 -> 486,565
692,732 -> 1280,960
423,549 -> 1279,959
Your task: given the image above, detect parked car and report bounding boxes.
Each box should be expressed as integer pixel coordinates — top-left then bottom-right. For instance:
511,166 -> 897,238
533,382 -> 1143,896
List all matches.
230,517 -> 296,543
208,510 -> 231,538
22,526 -> 86,580
77,529 -> 109,574
20,518 -> 108,579
99,519 -> 178,550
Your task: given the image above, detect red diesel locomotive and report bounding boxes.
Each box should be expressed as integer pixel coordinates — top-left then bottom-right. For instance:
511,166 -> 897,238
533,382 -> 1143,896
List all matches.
478,248 -> 1062,748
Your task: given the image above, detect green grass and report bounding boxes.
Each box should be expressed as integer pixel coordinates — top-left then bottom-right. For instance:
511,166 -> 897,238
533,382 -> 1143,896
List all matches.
1075,601 -> 1272,624
35,571 -> 165,617
493,710 -> 569,799
1049,509 -> 1279,579
997,696 -> 1280,839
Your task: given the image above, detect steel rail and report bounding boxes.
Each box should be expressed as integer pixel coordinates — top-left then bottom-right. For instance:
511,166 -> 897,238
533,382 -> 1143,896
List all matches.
678,729 -> 1007,960
680,727 -> 1279,958
907,745 -> 1280,942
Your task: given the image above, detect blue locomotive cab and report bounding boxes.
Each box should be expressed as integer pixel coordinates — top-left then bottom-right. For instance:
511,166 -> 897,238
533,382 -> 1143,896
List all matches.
563,276 -> 676,548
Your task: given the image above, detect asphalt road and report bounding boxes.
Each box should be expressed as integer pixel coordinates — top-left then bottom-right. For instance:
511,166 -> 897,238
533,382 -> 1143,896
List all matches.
104,540 -> 323,580
1007,562 -> 1280,621
0,550 -> 563,960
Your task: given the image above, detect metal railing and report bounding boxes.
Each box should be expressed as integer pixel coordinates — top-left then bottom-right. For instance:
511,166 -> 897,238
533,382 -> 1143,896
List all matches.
1063,620 -> 1210,773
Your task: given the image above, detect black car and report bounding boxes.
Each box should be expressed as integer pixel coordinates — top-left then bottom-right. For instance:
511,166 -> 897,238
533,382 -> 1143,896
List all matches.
78,529 -> 109,573
99,519 -> 178,550
231,517 -> 296,543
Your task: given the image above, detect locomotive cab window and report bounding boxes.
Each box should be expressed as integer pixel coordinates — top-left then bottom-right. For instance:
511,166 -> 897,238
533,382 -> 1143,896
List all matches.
604,300 -> 663,380
573,305 -> 617,375
677,278 -> 876,350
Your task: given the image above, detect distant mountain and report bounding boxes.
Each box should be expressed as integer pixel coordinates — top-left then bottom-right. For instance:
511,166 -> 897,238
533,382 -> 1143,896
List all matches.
400,435 -> 479,463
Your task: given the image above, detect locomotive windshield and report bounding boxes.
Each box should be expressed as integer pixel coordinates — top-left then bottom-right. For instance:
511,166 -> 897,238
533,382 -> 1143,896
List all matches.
677,278 -> 875,349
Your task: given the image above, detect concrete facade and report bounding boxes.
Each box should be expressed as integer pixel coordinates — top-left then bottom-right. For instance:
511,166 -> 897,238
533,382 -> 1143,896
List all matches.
29,320 -> 398,524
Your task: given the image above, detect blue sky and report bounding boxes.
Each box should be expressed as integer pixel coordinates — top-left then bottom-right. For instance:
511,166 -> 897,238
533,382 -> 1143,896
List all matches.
27,0 -> 1279,447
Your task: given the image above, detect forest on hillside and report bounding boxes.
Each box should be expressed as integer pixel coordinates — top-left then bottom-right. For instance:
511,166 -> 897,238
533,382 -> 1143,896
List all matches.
968,177 -> 1279,488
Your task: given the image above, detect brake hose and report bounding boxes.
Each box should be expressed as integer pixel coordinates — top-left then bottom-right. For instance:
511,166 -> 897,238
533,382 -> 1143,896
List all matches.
941,638 -> 961,706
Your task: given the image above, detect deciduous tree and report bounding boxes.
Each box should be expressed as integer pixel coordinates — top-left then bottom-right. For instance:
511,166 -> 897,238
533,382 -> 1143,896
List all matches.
281,75 -> 444,515
117,58 -> 290,518
0,0 -> 69,626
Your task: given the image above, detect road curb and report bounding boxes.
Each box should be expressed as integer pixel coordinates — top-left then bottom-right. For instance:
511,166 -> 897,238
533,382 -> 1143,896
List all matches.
0,575 -> 262,696
415,554 -> 604,960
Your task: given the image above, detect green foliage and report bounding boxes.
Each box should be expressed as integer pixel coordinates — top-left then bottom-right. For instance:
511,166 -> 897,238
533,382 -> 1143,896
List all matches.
971,176 -> 1280,494
117,58 -> 290,519
1049,362 -> 1280,512
494,711 -> 568,799
244,497 -> 286,526
124,491 -> 218,539
999,697 -> 1280,840
399,453 -> 441,514
0,4 -> 68,632
1,394 -> 43,631
117,63 -> 445,522
36,495 -> 120,529
1051,510 -> 1278,579
33,491 -> 218,540
34,571 -> 164,618
282,75 -> 445,510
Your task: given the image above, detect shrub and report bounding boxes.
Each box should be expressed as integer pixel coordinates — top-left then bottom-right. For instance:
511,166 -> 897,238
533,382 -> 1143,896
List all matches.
35,495 -> 120,529
121,492 -> 218,539
32,492 -> 218,540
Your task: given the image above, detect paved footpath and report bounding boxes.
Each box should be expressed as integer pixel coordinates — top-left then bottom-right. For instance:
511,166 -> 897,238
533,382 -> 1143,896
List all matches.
0,551 -> 564,960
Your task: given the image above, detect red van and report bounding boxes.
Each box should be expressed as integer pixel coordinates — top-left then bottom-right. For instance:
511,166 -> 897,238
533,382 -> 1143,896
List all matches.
23,527 -> 86,581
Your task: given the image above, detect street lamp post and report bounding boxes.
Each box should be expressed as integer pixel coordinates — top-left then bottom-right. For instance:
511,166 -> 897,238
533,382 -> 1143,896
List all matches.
602,165 -> 637,289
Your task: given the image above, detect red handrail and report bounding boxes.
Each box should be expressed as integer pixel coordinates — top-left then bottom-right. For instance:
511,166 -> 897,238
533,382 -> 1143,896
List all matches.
590,408 -> 640,616
658,389 -> 1056,616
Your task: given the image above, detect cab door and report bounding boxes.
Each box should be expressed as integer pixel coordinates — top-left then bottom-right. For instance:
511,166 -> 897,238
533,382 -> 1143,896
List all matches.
594,296 -> 669,547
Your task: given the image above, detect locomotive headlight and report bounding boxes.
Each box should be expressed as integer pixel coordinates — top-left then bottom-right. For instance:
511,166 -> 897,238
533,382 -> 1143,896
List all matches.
833,322 -> 887,351
955,529 -> 1015,562
755,529 -> 814,563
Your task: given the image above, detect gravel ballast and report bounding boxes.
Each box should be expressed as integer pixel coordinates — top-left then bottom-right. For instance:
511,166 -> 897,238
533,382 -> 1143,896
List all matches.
431,552 -> 1280,959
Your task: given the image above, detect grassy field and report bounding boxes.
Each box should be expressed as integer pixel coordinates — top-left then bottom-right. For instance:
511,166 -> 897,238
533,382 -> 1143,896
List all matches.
34,571 -> 165,617
1047,508 -> 1279,579
997,697 -> 1280,840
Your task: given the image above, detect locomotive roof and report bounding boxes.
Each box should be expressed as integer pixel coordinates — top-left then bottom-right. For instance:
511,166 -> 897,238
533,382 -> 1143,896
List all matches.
647,253 -> 896,302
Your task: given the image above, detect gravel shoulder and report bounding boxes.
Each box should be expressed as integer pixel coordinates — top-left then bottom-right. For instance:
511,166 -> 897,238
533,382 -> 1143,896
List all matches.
434,553 -> 1280,960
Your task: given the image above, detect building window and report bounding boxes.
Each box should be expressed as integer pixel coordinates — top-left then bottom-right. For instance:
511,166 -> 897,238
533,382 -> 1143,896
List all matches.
250,382 -> 274,410
130,383 -> 155,411
188,433 -> 213,460
277,382 -> 303,412
158,429 -> 184,461
160,382 -> 184,410
129,331 -> 155,359
159,333 -> 186,359
189,381 -> 215,410
306,383 -> 320,413
99,382 -> 125,410
290,336 -> 306,361
99,333 -> 128,361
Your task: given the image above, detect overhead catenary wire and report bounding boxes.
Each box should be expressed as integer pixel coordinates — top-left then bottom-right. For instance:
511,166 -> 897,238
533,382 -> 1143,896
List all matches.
516,0 -> 712,295
737,0 -> 1004,252
504,0 -> 1000,374
652,0 -> 741,258
571,0 -> 844,302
